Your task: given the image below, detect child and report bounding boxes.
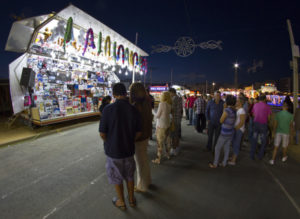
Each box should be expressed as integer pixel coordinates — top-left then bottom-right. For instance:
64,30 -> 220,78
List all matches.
209,95 -> 236,168
269,102 -> 293,165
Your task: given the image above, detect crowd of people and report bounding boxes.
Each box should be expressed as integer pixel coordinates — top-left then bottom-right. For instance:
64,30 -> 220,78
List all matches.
98,82 -> 296,210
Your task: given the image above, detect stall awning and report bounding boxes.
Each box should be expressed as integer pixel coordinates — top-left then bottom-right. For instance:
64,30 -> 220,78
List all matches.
5,4 -> 148,57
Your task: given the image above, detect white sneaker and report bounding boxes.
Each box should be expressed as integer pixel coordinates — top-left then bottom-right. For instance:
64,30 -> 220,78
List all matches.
282,156 -> 288,162
228,161 -> 236,166
269,160 -> 274,165
170,148 -> 174,156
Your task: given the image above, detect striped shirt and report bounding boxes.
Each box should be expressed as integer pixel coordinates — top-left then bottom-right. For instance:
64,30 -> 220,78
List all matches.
221,108 -> 236,136
195,97 -> 206,114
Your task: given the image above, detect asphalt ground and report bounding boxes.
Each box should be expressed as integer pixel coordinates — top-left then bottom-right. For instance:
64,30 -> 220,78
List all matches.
0,119 -> 299,219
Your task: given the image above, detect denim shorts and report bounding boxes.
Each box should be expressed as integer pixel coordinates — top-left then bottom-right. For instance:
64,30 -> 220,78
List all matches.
105,156 -> 136,185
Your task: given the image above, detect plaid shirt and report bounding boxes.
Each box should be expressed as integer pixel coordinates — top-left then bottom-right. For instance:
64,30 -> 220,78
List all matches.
195,97 -> 206,114
172,95 -> 183,121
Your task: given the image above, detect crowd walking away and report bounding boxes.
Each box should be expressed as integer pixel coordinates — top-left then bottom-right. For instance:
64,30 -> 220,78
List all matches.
98,83 -> 296,211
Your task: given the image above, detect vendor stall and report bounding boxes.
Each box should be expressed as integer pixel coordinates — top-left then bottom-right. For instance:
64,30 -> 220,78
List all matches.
5,4 -> 148,126
149,85 -> 169,102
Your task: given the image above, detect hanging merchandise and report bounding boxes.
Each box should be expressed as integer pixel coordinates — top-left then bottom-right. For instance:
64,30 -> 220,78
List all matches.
125,48 -> 129,63
117,45 -> 125,64
129,51 -> 133,66
63,17 -> 74,53
132,52 -> 138,66
97,32 -> 102,55
139,55 -> 143,68
82,28 -> 96,56
104,36 -> 111,57
113,42 -> 117,60
141,57 -> 147,73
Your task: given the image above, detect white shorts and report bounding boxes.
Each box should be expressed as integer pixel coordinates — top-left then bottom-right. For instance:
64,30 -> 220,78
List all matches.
274,133 -> 289,148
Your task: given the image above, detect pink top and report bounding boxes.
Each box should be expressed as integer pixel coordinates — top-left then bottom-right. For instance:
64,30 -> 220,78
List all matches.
187,96 -> 197,108
252,102 -> 272,124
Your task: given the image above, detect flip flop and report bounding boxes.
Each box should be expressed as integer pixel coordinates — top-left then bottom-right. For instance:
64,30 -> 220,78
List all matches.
128,196 -> 137,207
152,158 -> 161,164
112,197 -> 126,211
209,162 -> 217,168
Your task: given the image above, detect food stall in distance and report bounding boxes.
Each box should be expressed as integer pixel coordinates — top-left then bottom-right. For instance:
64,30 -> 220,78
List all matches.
5,4 -> 148,126
149,85 -> 169,102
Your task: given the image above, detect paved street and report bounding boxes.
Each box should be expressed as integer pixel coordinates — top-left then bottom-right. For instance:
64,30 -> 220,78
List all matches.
0,120 -> 300,219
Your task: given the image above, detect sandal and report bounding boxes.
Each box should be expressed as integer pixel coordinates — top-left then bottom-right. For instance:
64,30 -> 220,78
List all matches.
128,196 -> 137,207
209,162 -> 217,168
134,186 -> 146,193
152,158 -> 161,164
112,197 -> 126,211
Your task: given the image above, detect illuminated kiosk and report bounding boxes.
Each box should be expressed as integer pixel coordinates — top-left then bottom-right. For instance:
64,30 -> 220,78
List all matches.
5,4 -> 148,126
149,85 -> 169,102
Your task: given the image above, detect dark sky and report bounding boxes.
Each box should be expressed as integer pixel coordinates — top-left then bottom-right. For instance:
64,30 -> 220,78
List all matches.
1,0 -> 300,85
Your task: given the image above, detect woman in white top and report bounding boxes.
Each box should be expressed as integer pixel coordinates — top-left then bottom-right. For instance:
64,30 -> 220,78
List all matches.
152,91 -> 172,164
228,97 -> 246,165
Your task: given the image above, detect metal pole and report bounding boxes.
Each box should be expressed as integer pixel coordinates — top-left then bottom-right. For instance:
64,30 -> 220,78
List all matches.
171,68 -> 173,86
287,19 -> 299,113
234,68 -> 238,89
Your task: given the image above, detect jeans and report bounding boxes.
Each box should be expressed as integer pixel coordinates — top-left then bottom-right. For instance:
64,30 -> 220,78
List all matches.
195,113 -> 206,132
248,117 -> 253,141
213,135 -> 232,166
250,122 -> 268,159
232,129 -> 243,156
188,108 -> 194,125
206,122 -> 221,151
185,108 -> 189,120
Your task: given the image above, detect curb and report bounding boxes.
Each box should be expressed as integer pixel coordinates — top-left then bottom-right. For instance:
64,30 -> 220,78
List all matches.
0,121 -> 97,148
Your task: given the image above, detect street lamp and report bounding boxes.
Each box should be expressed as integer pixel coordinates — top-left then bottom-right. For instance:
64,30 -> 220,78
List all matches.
212,82 -> 215,92
234,63 -> 239,88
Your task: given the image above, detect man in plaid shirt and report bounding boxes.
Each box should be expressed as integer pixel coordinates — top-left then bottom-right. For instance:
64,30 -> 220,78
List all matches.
194,94 -> 207,133
169,88 -> 183,156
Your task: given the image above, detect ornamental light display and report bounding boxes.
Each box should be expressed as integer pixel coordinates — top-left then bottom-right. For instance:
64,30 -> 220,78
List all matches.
151,37 -> 222,57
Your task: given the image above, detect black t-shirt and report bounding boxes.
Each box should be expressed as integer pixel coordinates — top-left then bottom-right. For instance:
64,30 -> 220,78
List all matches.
99,99 -> 142,159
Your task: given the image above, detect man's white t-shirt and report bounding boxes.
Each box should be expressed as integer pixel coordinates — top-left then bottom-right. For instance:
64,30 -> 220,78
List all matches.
91,87 -> 100,97
235,108 -> 246,132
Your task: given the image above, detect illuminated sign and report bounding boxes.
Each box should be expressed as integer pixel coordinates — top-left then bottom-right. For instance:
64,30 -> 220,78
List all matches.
150,86 -> 168,92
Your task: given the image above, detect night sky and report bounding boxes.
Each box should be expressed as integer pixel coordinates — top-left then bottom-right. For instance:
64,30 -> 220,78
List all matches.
1,0 -> 300,85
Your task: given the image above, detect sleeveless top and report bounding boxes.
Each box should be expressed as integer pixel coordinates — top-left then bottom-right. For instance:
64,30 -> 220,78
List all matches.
221,107 -> 236,136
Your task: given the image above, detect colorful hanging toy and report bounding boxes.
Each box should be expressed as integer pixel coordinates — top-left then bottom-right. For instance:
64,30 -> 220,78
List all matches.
63,17 -> 74,53
132,52 -> 139,66
104,36 -> 111,56
117,45 -> 125,64
129,51 -> 133,66
141,57 -> 148,73
82,28 -> 96,56
97,32 -> 102,55
113,42 -> 117,60
125,48 -> 129,63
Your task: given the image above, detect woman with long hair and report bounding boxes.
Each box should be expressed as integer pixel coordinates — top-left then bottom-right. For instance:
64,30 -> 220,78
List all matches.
129,83 -> 153,192
152,91 -> 172,164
